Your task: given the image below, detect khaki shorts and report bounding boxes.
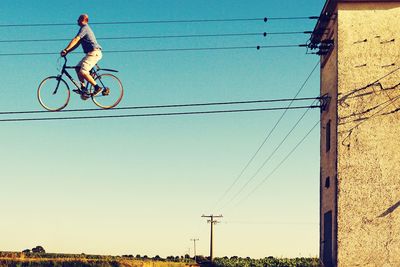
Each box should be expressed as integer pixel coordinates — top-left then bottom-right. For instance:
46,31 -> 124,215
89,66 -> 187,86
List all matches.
78,49 -> 102,73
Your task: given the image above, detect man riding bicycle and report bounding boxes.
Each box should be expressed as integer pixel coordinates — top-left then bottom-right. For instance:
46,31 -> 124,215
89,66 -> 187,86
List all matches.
60,14 -> 108,99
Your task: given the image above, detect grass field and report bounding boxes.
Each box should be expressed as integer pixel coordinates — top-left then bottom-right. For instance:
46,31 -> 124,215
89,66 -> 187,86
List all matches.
0,252 -> 194,267
0,251 -> 319,267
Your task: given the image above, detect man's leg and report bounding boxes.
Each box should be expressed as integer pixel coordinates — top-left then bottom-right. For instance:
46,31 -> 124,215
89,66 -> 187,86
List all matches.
75,67 -> 87,89
79,70 -> 97,86
79,50 -> 103,95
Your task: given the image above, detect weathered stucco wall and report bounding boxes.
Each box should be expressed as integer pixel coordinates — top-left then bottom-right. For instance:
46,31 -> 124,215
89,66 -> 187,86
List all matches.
336,2 -> 400,266
320,10 -> 339,266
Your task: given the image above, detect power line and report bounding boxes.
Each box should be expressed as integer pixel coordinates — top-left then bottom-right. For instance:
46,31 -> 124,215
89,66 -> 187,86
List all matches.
0,31 -> 313,44
340,92 -> 400,146
235,119 -> 320,207
0,105 -> 320,123
213,61 -> 319,210
225,99 -> 318,207
339,66 -> 400,106
0,16 -> 319,28
0,97 -> 319,116
0,44 -> 307,57
337,67 -> 400,146
224,221 -> 318,225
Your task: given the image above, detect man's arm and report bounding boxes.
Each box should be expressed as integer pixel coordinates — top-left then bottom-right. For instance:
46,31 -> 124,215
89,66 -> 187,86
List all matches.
60,36 -> 81,56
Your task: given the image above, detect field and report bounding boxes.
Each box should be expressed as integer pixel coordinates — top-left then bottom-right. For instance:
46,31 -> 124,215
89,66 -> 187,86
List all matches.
0,252 -> 319,267
213,256 -> 319,267
0,252 -> 194,267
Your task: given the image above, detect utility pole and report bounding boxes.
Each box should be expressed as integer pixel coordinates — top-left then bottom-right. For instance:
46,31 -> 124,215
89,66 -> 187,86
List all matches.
202,214 -> 223,262
190,238 -> 199,262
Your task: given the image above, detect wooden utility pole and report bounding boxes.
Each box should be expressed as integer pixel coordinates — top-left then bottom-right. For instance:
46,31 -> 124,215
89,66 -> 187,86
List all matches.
202,214 -> 223,262
190,238 -> 199,262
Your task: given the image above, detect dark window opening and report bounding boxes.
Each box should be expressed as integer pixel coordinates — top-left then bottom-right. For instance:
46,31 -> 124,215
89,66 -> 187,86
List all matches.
326,120 -> 331,153
325,177 -> 330,188
323,211 -> 333,267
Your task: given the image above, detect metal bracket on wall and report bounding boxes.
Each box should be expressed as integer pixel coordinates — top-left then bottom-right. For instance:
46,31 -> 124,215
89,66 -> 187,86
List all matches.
320,94 -> 331,112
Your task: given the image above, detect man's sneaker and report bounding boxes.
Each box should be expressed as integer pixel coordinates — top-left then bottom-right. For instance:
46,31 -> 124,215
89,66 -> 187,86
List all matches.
102,87 -> 110,96
72,89 -> 81,95
80,91 -> 90,100
92,87 -> 102,97
80,94 -> 90,100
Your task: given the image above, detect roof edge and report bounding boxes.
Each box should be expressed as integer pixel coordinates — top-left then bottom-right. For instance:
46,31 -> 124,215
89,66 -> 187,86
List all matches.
310,0 -> 337,46
310,0 -> 400,45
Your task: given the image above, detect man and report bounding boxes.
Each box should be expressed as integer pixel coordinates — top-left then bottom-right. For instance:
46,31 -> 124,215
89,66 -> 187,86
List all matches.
60,14 -> 108,99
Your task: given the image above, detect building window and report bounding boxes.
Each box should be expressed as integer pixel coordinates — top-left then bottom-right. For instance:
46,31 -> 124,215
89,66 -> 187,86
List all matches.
323,211 -> 333,267
326,120 -> 331,153
325,177 -> 330,188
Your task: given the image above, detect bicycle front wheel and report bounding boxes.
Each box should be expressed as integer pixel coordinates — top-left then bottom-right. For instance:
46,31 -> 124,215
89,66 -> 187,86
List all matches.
37,76 -> 70,111
89,73 -> 124,109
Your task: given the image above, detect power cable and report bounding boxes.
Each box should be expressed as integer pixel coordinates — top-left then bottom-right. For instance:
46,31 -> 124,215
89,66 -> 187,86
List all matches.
339,66 -> 400,106
224,99 -> 318,207
0,44 -> 307,57
0,16 -> 319,28
224,221 -> 318,225
0,97 -> 319,116
212,61 -> 319,210
0,105 -> 320,123
338,67 -> 400,146
340,92 -> 400,146
235,119 -> 320,207
0,31 -> 313,43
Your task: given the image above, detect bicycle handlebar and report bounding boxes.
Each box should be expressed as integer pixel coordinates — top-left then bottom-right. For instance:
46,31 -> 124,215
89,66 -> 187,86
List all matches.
60,55 -> 68,66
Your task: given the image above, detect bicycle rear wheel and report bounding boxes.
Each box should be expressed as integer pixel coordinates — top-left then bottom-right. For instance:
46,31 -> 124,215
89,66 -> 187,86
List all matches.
89,73 -> 124,109
37,76 -> 70,111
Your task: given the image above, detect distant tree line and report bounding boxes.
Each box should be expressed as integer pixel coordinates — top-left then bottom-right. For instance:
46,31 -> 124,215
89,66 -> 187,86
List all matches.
21,246 -> 45,254
213,256 -> 319,267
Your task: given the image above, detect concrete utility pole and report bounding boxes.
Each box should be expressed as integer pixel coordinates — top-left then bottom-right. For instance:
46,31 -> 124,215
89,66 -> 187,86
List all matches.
202,214 -> 223,262
190,238 -> 199,262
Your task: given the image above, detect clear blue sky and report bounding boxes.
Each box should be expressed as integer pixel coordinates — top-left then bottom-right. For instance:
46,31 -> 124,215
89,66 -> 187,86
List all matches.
0,0 -> 324,258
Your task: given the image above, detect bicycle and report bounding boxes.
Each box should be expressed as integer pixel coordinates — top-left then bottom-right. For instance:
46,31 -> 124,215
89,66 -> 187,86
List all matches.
37,56 -> 124,111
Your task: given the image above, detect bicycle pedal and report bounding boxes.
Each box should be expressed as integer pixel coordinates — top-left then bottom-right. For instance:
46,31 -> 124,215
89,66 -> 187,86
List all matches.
102,88 -> 110,96
80,94 -> 90,100
72,89 -> 81,95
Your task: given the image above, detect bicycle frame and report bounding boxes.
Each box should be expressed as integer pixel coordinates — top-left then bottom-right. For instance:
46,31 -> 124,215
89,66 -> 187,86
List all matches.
55,56 -> 118,94
38,56 -> 123,111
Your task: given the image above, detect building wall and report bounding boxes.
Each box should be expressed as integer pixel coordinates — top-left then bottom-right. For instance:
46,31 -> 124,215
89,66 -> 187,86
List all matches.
335,2 -> 400,266
320,9 -> 339,267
